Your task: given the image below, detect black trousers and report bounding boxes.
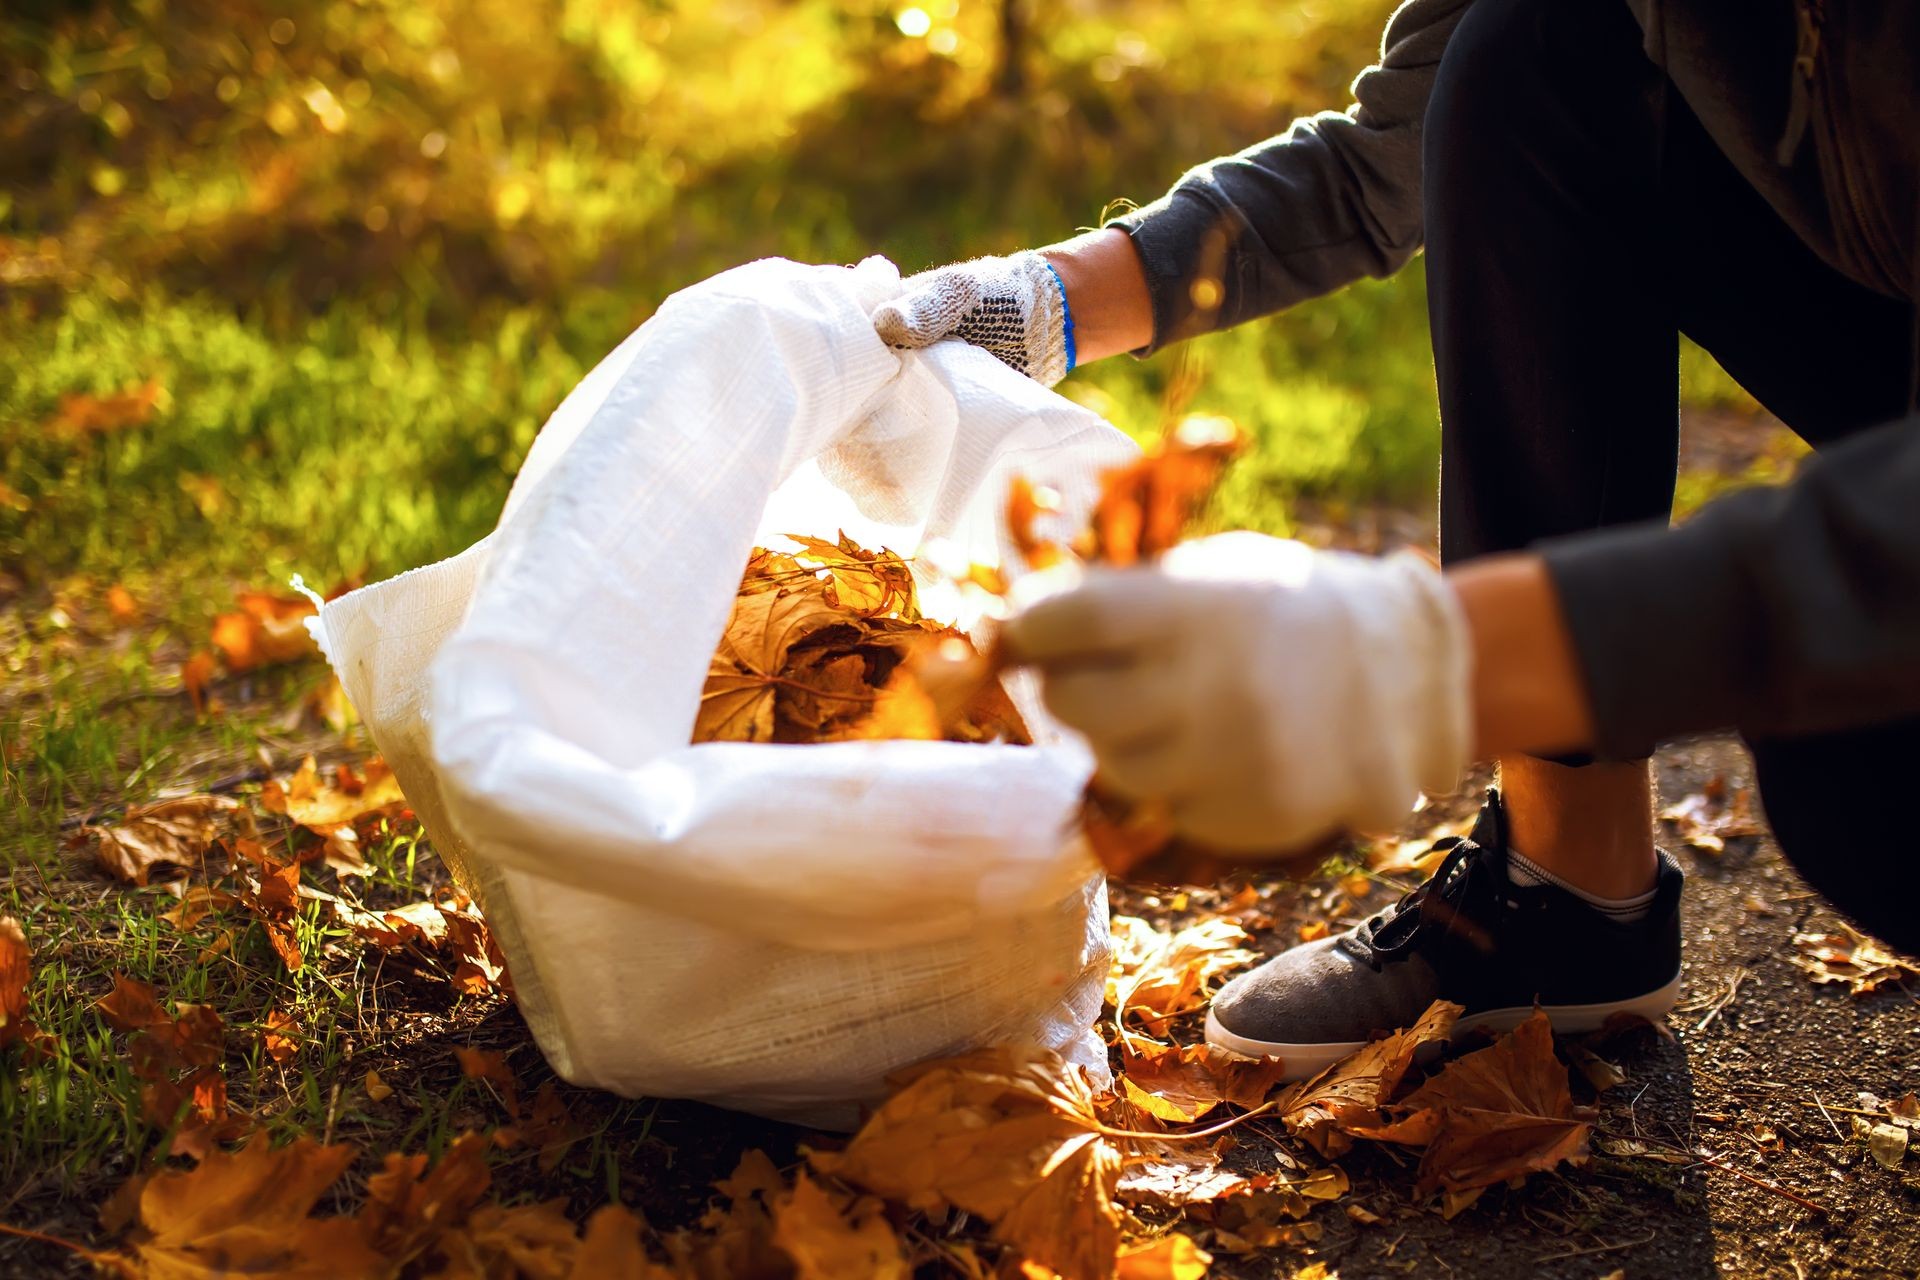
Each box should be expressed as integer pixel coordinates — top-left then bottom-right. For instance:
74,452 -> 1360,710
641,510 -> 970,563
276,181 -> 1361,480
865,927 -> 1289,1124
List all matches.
1422,0 -> 1919,951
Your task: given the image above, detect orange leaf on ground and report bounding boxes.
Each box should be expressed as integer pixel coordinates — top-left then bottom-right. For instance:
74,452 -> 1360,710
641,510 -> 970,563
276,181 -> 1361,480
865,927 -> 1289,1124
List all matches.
80,794 -> 243,885
455,1045 -> 521,1119
1791,927 -> 1919,996
48,378 -> 166,437
1,916 -> 48,1052
1114,1233 -> 1213,1279
814,1047 -> 1121,1280
1119,1041 -> 1289,1124
261,756 -> 408,832
420,1198 -> 579,1278
98,1132 -> 383,1278
1107,916 -> 1255,1040
1274,999 -> 1461,1157
570,1205 -> 681,1279
771,1171 -> 909,1280
663,1149 -> 791,1280
96,973 -> 168,1032
1351,1009 -> 1591,1196
181,651 -> 218,714
210,589 -> 318,673
262,1010 -> 300,1064
106,584 -> 139,624
360,1132 -> 493,1262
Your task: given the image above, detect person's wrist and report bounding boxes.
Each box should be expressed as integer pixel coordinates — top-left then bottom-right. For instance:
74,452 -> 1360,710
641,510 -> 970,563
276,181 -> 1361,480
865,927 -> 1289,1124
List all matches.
1037,229 -> 1153,363
1448,553 -> 1596,759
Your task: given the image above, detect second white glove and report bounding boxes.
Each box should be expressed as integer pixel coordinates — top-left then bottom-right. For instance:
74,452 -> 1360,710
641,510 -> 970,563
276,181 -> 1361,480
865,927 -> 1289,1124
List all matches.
1000,532 -> 1475,853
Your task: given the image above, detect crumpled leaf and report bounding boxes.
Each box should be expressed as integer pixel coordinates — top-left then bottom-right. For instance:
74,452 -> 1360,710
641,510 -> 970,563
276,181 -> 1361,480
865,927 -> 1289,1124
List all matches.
262,1010 -> 300,1064
1659,776 -> 1764,855
1791,927 -> 1918,996
1120,1041 -> 1289,1124
1081,416 -> 1244,569
1274,1000 -> 1461,1157
771,1171 -> 908,1280
1107,916 -> 1256,1036
260,756 -> 408,833
814,1047 -> 1122,1280
79,795 -> 243,885
211,590 -> 319,673
97,1132 -> 384,1278
1350,1010 -> 1591,1196
696,536 -> 1029,748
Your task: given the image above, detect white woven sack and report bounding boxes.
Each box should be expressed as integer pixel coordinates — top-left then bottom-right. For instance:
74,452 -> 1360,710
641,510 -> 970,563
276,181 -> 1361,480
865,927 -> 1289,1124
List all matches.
311,257 -> 1139,1128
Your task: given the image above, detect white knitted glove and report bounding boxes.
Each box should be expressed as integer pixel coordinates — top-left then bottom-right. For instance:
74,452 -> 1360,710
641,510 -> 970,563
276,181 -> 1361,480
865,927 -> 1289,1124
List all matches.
1001,532 -> 1474,853
872,252 -> 1074,386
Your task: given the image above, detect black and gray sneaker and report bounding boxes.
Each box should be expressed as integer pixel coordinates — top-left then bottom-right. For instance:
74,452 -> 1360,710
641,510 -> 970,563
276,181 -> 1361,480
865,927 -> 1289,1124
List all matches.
1205,789 -> 1683,1080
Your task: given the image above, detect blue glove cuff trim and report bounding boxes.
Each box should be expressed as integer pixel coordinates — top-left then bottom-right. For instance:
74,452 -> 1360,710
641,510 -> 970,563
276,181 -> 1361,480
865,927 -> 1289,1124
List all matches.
1043,260 -> 1077,374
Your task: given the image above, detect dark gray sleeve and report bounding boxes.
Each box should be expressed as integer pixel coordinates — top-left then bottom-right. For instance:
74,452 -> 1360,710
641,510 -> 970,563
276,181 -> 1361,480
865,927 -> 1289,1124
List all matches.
1542,415 -> 1920,761
1107,0 -> 1472,352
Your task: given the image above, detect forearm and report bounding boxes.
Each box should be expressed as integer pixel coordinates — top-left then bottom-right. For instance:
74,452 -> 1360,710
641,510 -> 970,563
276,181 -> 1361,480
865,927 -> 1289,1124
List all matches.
1448,553 -> 1596,761
1039,229 -> 1154,365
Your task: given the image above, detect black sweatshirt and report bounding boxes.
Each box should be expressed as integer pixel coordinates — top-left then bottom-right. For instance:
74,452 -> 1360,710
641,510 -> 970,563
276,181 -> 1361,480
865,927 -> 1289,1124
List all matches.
1109,0 -> 1920,759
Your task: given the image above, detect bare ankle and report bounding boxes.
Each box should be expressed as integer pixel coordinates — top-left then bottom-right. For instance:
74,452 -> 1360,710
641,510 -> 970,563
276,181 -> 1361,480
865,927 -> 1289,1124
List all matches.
1498,755 -> 1658,900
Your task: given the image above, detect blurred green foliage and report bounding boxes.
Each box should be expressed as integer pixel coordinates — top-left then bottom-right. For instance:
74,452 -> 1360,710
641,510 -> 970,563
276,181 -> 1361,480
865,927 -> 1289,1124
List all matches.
1,0 -> 1744,587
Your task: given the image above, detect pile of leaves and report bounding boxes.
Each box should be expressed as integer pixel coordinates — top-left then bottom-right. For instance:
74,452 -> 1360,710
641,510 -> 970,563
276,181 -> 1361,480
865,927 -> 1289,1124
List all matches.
694,534 -> 1029,747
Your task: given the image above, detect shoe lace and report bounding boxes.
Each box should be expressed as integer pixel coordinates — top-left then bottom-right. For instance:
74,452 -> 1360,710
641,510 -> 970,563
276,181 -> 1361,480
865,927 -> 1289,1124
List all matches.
1348,838 -> 1477,972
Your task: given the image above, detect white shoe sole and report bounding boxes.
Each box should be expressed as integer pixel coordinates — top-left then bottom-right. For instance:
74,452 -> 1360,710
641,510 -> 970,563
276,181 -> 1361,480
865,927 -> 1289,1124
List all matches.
1203,971 -> 1684,1083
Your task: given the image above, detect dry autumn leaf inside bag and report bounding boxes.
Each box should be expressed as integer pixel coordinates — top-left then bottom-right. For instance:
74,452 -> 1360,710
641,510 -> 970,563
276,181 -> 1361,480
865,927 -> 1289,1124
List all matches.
315,259 -> 1140,1124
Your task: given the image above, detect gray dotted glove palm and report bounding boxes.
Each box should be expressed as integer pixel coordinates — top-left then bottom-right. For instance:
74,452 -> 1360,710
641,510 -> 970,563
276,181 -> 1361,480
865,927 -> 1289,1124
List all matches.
872,252 -> 1075,387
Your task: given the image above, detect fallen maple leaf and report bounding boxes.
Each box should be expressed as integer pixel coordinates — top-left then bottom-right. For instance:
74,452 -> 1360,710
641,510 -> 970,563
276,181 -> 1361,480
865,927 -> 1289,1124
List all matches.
664,1149 -> 792,1280
95,1132 -> 384,1278
1273,1000 -> 1461,1157
569,1205 -> 681,1279
360,1132 -> 493,1262
771,1171 -> 909,1280
1120,1041 -> 1289,1124
1351,1010 -> 1592,1196
79,794 -> 243,885
815,1047 -> 1122,1280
